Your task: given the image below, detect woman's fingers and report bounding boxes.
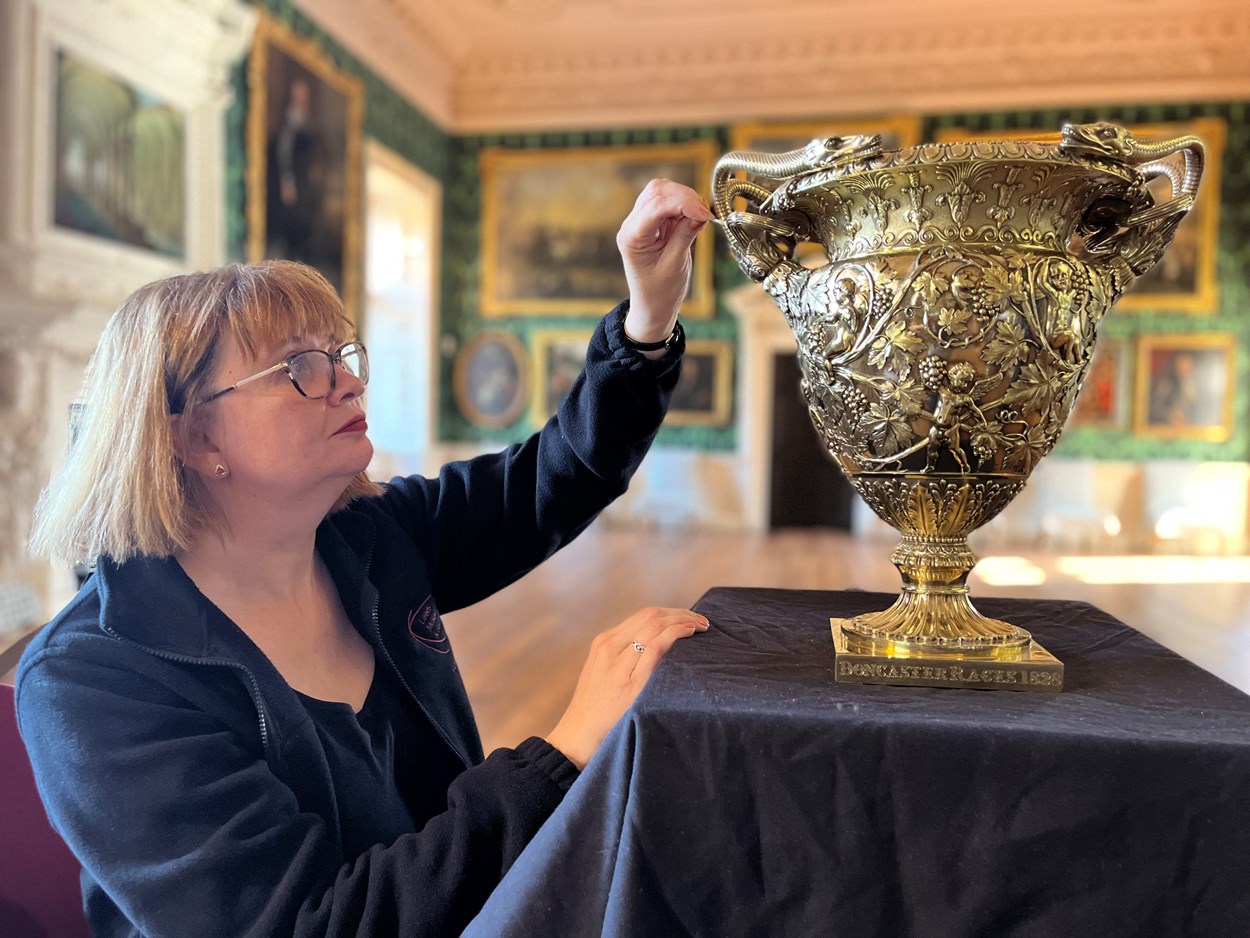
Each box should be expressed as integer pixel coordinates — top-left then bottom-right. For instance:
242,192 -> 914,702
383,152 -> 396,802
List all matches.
617,180 -> 714,252
609,606 -> 708,655
627,618 -> 706,685
613,607 -> 708,683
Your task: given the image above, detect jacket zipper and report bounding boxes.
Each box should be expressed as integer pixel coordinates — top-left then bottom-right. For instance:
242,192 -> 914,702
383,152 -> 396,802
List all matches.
363,554 -> 471,769
101,624 -> 271,753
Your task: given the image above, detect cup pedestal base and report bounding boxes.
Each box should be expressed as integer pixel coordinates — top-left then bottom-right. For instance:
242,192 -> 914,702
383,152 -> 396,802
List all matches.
831,620 -> 1064,692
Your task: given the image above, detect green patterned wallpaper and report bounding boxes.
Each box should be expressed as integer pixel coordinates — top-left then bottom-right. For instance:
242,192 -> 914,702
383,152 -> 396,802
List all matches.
220,11 -> 1248,460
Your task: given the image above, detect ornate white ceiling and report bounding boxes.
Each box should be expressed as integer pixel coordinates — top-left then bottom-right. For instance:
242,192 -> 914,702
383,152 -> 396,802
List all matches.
295,0 -> 1250,133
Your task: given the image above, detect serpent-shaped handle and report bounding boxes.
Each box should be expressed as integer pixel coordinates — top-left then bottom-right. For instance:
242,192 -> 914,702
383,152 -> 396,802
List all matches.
1060,121 -> 1205,233
710,135 -> 883,282
1123,135 -> 1204,227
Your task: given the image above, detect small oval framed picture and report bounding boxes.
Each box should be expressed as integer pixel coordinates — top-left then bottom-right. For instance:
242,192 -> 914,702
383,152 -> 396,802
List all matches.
453,330 -> 529,428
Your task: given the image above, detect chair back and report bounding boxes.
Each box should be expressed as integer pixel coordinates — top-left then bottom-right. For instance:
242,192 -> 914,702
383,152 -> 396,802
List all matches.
0,682 -> 91,937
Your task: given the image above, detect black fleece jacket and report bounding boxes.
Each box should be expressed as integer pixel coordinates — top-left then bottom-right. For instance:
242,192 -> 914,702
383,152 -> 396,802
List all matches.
16,304 -> 682,937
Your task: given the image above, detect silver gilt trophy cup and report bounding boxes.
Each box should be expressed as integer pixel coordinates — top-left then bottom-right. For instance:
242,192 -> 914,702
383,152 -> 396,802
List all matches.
711,122 -> 1204,692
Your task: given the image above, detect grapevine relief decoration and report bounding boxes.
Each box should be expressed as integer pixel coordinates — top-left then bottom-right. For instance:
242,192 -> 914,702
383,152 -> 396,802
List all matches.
792,247 -> 1114,477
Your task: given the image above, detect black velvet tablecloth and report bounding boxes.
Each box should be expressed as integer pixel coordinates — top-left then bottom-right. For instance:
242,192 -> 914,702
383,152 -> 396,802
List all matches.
466,588 -> 1250,938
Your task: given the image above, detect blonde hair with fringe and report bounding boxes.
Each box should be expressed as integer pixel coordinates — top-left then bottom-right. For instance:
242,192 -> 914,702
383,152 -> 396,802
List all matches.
29,261 -> 383,564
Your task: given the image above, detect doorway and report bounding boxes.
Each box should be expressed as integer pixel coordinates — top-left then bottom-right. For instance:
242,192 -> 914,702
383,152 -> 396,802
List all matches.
769,354 -> 854,529
362,141 -> 441,478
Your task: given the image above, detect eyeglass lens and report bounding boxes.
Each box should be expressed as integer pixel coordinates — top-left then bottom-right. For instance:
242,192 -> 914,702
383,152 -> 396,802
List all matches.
289,344 -> 368,399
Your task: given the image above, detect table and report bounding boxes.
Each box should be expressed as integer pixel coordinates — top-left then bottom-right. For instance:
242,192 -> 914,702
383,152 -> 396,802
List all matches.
466,588 -> 1250,938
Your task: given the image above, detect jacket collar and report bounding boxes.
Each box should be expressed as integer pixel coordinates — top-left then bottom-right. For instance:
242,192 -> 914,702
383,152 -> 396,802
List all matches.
96,508 -> 379,661
96,553 -> 215,656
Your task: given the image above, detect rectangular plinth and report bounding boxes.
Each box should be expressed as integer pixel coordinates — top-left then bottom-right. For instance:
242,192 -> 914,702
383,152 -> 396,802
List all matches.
832,619 -> 1064,692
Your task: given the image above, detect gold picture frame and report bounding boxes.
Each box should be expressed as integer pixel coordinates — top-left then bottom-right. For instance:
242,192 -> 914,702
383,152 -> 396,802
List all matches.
729,114 -> 923,155
1070,339 -> 1130,430
667,339 -> 734,428
247,12 -> 364,321
933,118 -> 1225,315
1133,333 -> 1236,442
479,141 -> 717,318
453,330 -> 530,429
529,328 -> 595,424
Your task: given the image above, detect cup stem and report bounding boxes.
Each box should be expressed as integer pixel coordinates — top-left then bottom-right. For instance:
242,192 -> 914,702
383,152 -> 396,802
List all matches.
841,534 -> 1032,658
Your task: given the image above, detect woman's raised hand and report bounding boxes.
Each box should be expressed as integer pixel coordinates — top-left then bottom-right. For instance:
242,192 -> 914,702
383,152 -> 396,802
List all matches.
616,179 -> 715,349
544,606 -> 709,769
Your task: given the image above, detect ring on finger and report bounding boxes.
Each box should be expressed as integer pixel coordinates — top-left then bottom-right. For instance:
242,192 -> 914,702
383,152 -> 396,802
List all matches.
631,640 -> 646,654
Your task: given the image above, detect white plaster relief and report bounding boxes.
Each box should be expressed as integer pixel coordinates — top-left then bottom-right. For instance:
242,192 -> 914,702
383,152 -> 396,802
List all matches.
1,0 -> 255,616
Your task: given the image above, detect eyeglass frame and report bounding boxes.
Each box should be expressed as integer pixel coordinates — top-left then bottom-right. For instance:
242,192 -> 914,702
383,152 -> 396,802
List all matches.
201,341 -> 369,405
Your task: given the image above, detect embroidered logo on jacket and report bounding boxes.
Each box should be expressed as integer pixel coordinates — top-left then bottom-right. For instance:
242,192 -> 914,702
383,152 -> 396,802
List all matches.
407,595 -> 450,653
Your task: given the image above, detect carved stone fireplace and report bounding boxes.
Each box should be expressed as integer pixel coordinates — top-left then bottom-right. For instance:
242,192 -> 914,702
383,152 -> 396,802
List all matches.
0,0 -> 254,625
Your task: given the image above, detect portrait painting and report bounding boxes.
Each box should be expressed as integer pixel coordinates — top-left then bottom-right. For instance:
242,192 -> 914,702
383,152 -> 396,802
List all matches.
479,141 -> 717,317
1070,340 -> 1129,430
247,12 -> 363,318
529,329 -> 594,423
667,340 -> 734,428
453,331 -> 529,429
1133,333 -> 1236,442
53,51 -> 185,257
934,118 -> 1225,315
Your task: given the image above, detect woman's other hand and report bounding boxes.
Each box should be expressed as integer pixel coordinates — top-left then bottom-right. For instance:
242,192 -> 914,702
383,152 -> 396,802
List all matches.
544,606 -> 710,769
617,179 -> 714,353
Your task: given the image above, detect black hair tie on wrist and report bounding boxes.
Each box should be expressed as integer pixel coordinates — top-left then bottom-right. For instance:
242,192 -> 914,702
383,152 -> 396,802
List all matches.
623,321 -> 683,352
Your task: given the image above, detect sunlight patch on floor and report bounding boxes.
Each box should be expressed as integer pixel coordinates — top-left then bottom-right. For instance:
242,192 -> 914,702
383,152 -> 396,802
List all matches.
974,556 -> 1048,586
1055,555 -> 1250,585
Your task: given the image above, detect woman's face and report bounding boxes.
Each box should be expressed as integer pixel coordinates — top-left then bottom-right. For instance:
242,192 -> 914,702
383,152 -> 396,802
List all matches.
203,334 -> 373,509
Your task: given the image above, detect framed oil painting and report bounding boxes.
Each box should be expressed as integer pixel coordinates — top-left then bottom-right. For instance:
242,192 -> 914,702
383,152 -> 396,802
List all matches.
529,328 -> 594,423
667,339 -> 734,428
53,50 -> 186,257
934,118 -> 1225,314
247,12 -> 363,319
1133,333 -> 1236,442
479,140 -> 717,317
453,331 -> 529,429
1070,340 -> 1130,430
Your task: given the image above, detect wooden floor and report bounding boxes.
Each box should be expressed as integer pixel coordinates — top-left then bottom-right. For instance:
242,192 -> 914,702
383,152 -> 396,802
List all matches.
446,525 -> 1250,754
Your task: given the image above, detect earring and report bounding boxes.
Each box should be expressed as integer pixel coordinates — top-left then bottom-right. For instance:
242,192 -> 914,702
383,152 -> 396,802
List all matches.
213,464 -> 229,479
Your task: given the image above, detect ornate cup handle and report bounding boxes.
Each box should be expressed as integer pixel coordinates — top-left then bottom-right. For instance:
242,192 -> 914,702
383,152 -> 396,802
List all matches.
1059,121 -> 1205,232
710,134 -> 883,281
712,212 -> 803,239
1123,149 -> 1201,227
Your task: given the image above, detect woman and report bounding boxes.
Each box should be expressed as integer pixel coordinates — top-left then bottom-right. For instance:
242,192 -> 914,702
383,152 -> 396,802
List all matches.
17,180 -> 715,936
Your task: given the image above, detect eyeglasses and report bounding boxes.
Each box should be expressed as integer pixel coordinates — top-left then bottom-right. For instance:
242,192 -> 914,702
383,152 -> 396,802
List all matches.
203,341 -> 369,404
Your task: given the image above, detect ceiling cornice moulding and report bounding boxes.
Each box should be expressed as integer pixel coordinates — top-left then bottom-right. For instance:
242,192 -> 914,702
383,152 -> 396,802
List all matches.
294,0 -> 458,129
295,0 -> 1250,134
